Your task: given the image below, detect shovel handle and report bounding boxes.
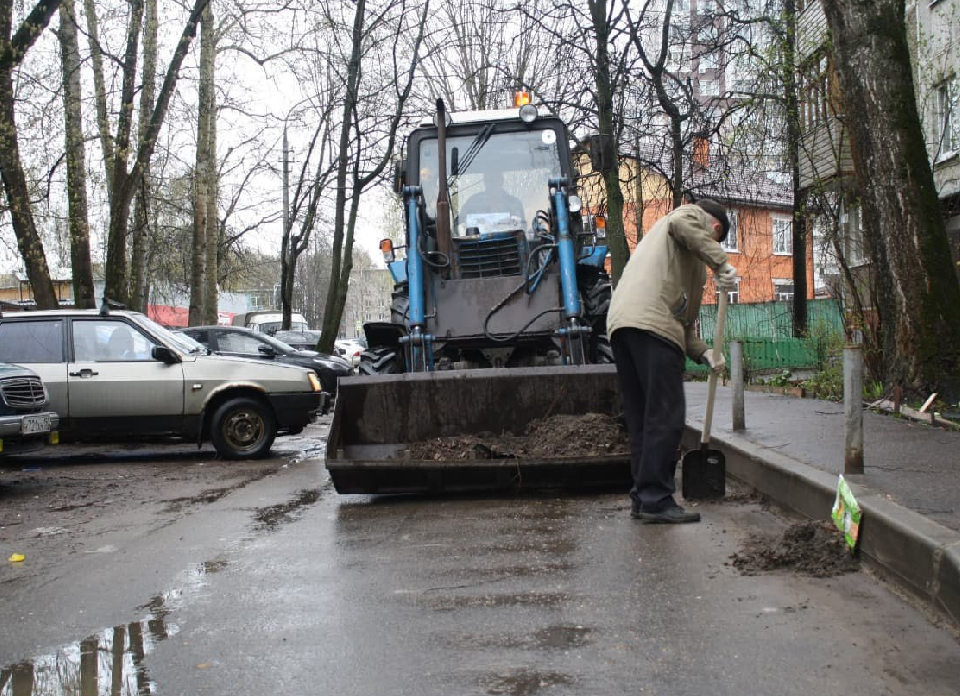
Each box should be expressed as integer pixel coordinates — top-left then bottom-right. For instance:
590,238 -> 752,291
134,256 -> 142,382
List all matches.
702,290 -> 728,446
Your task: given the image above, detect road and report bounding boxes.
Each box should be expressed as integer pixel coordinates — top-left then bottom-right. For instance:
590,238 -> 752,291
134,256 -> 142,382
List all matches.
1,417 -> 959,695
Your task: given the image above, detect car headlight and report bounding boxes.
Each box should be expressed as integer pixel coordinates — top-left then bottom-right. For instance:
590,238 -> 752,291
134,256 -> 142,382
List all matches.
307,373 -> 322,392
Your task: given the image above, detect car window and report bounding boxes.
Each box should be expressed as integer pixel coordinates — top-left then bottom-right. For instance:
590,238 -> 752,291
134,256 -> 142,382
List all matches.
186,329 -> 210,345
218,332 -> 266,354
0,320 -> 63,362
73,320 -> 157,362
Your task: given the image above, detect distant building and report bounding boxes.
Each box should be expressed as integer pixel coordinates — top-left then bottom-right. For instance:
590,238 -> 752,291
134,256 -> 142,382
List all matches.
341,266 -> 394,339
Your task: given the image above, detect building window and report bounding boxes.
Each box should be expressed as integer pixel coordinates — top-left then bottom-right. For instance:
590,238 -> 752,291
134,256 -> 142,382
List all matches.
700,79 -> 719,97
698,51 -> 718,74
802,55 -> 830,129
721,210 -> 739,252
772,214 -> 792,255
935,79 -> 958,158
841,199 -> 866,266
773,280 -> 795,301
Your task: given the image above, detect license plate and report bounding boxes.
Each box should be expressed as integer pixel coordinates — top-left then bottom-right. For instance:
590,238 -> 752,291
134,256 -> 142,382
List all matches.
21,414 -> 51,435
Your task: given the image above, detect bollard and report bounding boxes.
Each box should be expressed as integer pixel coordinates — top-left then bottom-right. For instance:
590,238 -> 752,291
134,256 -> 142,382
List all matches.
730,340 -> 745,431
844,344 -> 864,474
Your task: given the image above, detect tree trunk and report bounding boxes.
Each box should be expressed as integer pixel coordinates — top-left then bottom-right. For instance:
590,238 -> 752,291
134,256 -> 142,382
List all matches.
0,0 -> 57,308
589,0 -> 629,284
104,0 -> 210,305
84,0 -> 114,202
58,0 -> 94,308
190,0 -> 215,326
129,0 -> 158,313
821,0 -> 960,394
783,0 -> 807,335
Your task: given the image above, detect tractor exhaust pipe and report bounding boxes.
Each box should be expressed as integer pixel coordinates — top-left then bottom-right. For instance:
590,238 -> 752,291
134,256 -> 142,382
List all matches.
435,99 -> 451,274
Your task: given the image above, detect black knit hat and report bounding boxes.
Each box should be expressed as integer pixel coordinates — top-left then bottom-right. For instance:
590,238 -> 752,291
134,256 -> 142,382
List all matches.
696,198 -> 730,242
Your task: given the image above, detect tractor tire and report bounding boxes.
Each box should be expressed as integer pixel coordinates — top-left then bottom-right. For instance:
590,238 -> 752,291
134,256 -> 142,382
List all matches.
359,347 -> 403,375
579,268 -> 613,364
580,268 -> 611,326
590,333 -> 615,364
210,397 -> 277,460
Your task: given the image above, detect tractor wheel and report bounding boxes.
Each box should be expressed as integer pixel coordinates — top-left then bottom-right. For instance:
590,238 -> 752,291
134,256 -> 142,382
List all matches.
210,397 -> 277,460
359,347 -> 403,375
579,268 -> 613,364
590,333 -> 615,364
580,268 -> 611,323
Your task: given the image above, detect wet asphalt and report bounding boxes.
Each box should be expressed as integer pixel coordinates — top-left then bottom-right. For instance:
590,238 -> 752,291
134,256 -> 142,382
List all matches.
2,443 -> 960,696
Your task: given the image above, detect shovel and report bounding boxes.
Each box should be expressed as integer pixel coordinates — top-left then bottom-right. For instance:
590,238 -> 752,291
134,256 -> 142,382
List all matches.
682,289 -> 728,500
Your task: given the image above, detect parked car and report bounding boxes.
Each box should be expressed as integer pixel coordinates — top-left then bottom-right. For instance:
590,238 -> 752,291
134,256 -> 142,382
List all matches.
231,311 -> 308,336
335,338 -> 367,367
0,308 -> 325,459
273,329 -> 322,352
0,362 -> 59,456
178,326 -> 353,400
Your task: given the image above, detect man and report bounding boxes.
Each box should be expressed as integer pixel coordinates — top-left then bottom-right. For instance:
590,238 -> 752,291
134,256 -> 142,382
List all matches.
606,199 -> 737,524
459,168 -> 526,231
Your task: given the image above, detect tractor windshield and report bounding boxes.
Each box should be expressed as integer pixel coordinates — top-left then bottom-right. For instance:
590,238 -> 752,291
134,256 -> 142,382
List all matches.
418,127 -> 563,238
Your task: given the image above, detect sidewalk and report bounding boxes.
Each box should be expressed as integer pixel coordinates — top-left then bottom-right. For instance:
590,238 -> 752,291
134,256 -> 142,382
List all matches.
682,382 -> 960,632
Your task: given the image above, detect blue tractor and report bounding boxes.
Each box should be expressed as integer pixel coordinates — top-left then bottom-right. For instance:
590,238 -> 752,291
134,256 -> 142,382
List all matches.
327,99 -> 625,494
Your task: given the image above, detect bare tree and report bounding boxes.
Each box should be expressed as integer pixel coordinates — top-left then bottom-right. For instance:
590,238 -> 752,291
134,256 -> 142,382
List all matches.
316,0 -> 429,354
189,0 -> 217,325
57,0 -> 94,307
91,0 -> 211,304
0,0 -> 61,307
129,0 -> 158,313
821,0 -> 960,394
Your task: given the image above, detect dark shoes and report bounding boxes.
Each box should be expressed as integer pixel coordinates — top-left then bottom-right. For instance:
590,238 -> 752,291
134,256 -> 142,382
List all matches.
631,504 -> 701,524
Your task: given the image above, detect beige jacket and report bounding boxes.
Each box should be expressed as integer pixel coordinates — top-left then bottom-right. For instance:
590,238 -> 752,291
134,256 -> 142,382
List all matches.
606,204 -> 729,360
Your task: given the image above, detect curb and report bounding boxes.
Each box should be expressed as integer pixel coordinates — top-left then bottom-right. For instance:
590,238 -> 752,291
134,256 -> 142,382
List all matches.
682,423 -> 960,632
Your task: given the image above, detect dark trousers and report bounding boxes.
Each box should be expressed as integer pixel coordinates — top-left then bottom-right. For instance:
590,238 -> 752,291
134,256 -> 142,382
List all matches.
610,328 -> 686,512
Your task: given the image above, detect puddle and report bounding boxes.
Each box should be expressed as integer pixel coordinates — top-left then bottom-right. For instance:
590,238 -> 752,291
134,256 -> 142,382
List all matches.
480,669 -> 573,695
251,488 -> 322,531
0,559 -> 228,695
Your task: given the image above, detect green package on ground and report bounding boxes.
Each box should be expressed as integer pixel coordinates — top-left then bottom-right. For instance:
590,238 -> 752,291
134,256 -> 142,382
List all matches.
832,474 -> 862,553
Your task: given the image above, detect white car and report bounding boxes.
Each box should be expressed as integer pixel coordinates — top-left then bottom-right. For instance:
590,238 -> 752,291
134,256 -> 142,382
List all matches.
0,308 -> 326,459
335,338 -> 366,367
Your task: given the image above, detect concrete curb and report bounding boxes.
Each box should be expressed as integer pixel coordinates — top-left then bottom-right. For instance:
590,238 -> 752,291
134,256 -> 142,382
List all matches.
682,422 -> 960,632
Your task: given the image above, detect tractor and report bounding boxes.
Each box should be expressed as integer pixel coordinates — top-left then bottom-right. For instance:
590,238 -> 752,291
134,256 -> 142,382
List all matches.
326,97 -> 626,494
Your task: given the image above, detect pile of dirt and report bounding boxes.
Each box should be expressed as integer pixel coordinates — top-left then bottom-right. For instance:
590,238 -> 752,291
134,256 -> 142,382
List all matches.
401,413 -> 630,461
729,520 -> 860,577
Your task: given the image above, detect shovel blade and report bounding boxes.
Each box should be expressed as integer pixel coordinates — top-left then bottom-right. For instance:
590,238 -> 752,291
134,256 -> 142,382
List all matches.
681,447 -> 725,500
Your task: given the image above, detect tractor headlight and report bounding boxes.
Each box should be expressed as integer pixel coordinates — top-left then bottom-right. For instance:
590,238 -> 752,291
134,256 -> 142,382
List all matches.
519,104 -> 538,123
567,194 -> 582,213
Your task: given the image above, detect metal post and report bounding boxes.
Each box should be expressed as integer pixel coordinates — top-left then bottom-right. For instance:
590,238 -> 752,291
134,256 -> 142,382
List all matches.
730,340 -> 745,431
844,344 -> 864,474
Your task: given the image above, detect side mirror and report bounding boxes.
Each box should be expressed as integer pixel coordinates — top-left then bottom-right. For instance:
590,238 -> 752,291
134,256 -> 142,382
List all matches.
152,345 -> 181,364
258,345 -> 277,358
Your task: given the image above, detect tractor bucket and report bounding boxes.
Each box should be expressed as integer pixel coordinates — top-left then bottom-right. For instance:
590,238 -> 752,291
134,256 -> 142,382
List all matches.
325,365 -> 629,494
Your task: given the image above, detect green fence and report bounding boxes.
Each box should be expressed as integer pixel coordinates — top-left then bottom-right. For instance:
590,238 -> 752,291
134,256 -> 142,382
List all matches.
686,299 -> 843,373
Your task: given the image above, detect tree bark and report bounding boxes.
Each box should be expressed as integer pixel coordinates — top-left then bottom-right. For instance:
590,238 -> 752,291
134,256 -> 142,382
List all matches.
201,0 -> 218,326
129,0 -> 158,313
58,0 -> 94,308
0,0 -> 61,72
0,0 -> 57,308
821,0 -> 960,393
189,0 -> 215,325
783,0 -> 807,334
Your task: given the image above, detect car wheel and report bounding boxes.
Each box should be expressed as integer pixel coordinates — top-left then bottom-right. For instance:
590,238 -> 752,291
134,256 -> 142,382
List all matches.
210,397 -> 277,459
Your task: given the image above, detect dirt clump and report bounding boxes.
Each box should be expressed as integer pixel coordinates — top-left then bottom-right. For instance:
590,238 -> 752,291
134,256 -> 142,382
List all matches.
729,520 -> 860,577
401,413 -> 630,461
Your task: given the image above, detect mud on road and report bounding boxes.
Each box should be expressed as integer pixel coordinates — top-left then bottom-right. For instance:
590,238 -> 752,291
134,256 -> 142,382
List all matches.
0,420 -> 329,588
